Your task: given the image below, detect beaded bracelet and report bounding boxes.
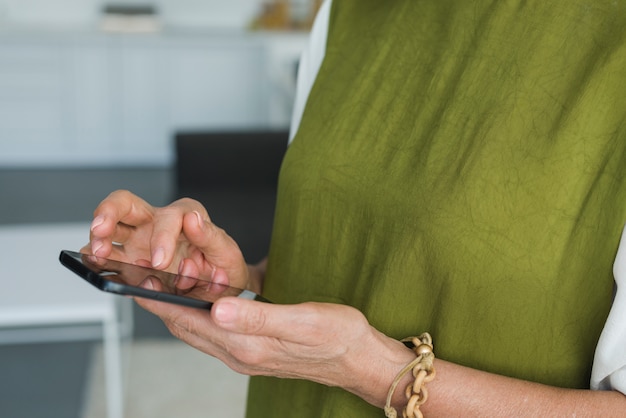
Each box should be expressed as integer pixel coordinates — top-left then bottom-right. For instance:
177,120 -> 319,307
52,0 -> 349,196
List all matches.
384,333 -> 436,418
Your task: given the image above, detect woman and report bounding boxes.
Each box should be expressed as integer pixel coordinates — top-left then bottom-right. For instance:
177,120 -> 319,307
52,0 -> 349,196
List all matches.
87,0 -> 626,416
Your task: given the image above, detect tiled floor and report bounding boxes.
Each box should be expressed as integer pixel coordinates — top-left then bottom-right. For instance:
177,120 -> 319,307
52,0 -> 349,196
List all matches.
83,340 -> 249,418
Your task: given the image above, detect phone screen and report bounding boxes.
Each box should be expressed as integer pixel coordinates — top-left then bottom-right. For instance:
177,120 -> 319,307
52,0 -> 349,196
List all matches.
59,250 -> 268,309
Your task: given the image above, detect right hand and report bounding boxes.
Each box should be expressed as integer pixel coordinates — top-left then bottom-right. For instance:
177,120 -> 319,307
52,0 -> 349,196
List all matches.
83,190 -> 253,291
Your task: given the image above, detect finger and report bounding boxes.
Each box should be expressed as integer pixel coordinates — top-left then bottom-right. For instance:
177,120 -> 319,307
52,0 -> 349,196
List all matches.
139,275 -> 163,291
91,190 -> 154,236
173,270 -> 199,291
212,298 -> 327,343
178,257 -> 201,279
178,257 -> 226,287
135,277 -> 189,317
134,290 -> 218,342
89,223 -> 135,257
182,211 -> 234,257
90,190 -> 155,256
149,199 -> 209,269
181,211 -> 246,286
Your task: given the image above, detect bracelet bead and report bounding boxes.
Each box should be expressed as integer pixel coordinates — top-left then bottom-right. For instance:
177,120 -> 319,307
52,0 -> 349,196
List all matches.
384,333 -> 435,418
415,344 -> 432,356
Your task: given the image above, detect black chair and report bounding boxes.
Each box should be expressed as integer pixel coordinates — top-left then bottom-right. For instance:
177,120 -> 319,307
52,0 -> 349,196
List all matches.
174,130 -> 289,262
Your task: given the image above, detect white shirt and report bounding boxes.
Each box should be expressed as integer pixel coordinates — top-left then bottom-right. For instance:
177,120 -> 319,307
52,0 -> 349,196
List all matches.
289,0 -> 626,394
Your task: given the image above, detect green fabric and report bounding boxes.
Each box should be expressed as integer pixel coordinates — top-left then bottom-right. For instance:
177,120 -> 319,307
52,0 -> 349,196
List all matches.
247,1 -> 626,416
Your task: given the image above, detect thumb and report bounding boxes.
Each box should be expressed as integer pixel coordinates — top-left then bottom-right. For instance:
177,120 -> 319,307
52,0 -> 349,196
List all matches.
212,297 -> 291,337
212,298 -> 324,344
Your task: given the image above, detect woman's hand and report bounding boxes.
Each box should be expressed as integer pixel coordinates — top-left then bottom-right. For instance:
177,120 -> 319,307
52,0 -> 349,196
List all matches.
83,190 -> 255,292
135,295 -> 417,408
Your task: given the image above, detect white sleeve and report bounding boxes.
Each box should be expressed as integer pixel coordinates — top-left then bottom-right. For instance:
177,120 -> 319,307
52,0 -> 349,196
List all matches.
591,224 -> 626,394
288,0 -> 331,143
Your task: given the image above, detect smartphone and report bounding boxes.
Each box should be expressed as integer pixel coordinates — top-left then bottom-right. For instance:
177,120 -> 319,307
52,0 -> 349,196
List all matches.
59,250 -> 269,310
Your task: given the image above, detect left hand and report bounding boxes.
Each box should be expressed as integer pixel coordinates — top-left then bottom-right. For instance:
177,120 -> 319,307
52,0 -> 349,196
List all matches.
135,295 -> 415,407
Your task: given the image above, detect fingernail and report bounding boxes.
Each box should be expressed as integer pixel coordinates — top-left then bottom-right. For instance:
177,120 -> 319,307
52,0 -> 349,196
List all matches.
152,247 -> 165,268
92,239 -> 103,255
140,277 -> 154,290
91,215 -> 105,231
193,211 -> 204,229
178,259 -> 193,277
214,301 -> 237,324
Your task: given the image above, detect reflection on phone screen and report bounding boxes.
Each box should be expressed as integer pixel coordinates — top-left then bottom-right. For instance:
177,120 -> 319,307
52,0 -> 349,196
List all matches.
60,250 -> 268,307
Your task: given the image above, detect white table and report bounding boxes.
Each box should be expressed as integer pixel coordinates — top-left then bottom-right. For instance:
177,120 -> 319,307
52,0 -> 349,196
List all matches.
0,223 -> 133,418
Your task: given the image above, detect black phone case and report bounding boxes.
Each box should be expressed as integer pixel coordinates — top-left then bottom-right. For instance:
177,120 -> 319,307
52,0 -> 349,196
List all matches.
59,250 -> 268,310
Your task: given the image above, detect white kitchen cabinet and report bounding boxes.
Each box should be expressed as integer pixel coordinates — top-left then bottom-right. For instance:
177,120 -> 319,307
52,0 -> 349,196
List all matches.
0,30 -> 307,167
164,37 -> 267,131
0,37 -> 70,162
70,37 -> 116,158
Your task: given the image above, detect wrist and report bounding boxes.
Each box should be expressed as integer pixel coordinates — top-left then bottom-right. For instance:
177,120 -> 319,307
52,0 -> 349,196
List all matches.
246,258 -> 267,294
384,334 -> 436,418
342,326 -> 418,409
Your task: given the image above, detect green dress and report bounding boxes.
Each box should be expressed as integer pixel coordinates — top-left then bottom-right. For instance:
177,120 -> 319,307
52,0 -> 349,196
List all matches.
247,1 -> 626,416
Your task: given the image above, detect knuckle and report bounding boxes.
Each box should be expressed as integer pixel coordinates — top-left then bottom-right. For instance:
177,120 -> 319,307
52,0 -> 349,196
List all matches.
110,189 -> 133,199
173,197 -> 209,216
105,189 -> 136,208
155,204 -> 185,219
230,345 -> 267,368
166,313 -> 199,339
96,192 -> 124,212
245,308 -> 269,334
299,303 -> 328,327
174,197 -> 199,206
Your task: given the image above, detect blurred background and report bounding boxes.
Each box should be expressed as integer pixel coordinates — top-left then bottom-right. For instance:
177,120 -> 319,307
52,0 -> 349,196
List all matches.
0,1 -> 319,416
